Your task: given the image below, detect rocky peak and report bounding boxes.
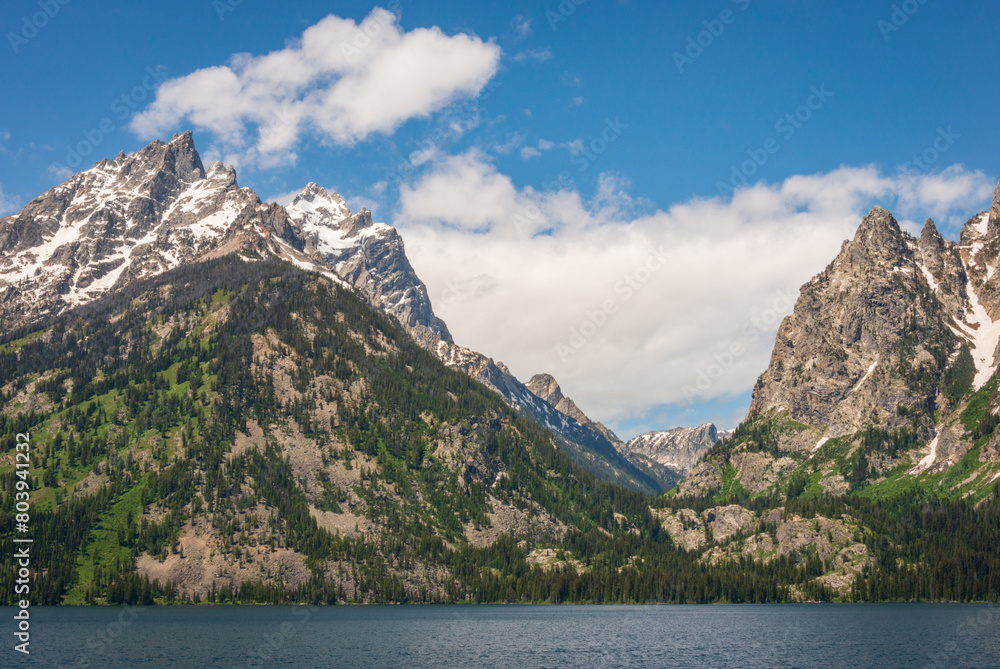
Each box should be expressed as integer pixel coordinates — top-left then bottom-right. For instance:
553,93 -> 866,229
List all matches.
849,206 -> 910,263
915,218 -> 968,320
526,374 -> 586,422
165,130 -> 205,177
526,374 -> 589,425
287,183 -> 351,228
959,211 -> 994,246
116,130 -> 206,185
748,191 -> 1000,460
342,209 -> 374,238
619,424 -> 720,475
525,373 -> 622,445
919,219 -> 944,251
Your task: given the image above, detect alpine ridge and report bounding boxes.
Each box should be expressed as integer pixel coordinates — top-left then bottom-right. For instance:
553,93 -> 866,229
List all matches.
0,132 -> 656,493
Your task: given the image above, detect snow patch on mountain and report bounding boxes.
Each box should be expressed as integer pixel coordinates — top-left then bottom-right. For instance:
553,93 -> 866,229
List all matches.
852,359 -> 878,392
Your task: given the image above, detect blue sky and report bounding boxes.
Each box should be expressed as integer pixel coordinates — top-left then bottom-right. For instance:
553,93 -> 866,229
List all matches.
2,0 -> 998,438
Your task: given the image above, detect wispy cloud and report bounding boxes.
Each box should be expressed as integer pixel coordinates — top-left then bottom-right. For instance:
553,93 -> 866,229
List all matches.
131,8 -> 502,168
513,47 -> 552,63
512,15 -> 532,38
0,184 -> 21,216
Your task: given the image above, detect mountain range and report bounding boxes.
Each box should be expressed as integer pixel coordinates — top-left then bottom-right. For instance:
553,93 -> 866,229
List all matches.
1,133 -> 998,605
0,132 -> 679,494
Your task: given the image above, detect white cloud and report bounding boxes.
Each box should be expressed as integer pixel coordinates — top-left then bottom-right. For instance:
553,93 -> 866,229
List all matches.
893,164 -> 996,224
48,164 -> 73,182
493,132 -> 526,156
517,138 -> 562,160
395,154 -> 995,431
513,47 -> 552,63
266,188 -> 304,207
0,130 -> 10,153
130,8 -> 501,167
398,150 -> 527,231
512,15 -> 532,38
0,184 -> 20,216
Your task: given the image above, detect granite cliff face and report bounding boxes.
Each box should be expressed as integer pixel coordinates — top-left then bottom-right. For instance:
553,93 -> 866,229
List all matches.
749,201 -> 1000,447
709,185 -> 1000,495
284,184 -> 452,347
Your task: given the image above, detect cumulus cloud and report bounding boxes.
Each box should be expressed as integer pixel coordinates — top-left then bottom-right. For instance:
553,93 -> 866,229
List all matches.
395,152 -> 995,435
399,150 -> 528,231
130,8 -> 501,167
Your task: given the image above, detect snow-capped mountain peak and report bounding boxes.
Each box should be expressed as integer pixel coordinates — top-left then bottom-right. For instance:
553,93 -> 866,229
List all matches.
0,131 -> 260,317
286,182 -> 351,227
0,132 -> 451,348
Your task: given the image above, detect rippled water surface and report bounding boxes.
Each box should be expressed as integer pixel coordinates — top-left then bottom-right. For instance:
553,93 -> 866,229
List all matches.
7,603 -> 1000,668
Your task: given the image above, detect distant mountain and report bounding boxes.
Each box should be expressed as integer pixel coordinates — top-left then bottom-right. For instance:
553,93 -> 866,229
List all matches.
621,424 -> 721,474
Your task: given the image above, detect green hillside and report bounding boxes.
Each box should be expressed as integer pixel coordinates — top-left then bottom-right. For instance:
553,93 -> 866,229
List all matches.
1,256 -> 999,605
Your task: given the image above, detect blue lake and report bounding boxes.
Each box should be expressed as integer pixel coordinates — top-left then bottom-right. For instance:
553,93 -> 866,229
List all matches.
4,604 -> 999,668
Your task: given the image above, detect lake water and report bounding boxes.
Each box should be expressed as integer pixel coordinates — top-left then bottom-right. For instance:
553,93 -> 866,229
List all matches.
5,604 -> 999,668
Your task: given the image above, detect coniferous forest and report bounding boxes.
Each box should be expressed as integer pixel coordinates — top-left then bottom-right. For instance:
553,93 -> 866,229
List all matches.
1,256 -> 998,605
